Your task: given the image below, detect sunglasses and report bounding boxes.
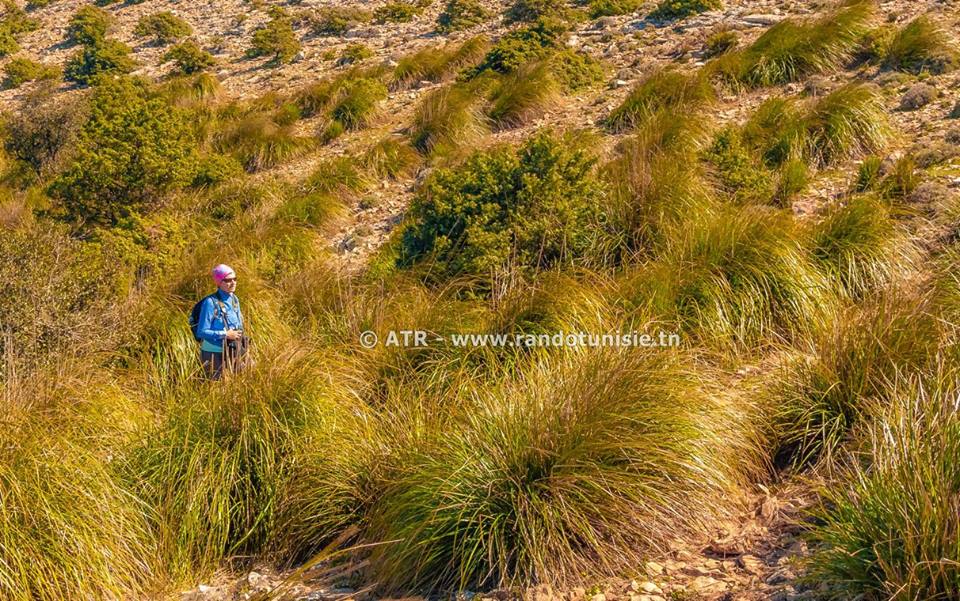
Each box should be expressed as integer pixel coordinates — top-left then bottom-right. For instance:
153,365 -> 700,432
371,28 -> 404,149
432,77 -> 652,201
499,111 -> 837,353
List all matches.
221,277 -> 237,283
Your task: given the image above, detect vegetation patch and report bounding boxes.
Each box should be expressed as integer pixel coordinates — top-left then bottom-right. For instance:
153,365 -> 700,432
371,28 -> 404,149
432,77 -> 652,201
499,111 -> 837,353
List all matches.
163,40 -> 216,74
707,0 -> 873,88
881,15 -> 958,74
134,11 -> 192,45
648,0 -> 720,21
436,0 -> 488,32
247,8 -> 301,65
398,129 -> 603,282
2,56 -> 58,89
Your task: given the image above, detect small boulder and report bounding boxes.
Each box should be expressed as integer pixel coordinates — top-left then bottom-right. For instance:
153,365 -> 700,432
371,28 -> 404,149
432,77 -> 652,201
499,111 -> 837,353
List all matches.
900,83 -> 938,110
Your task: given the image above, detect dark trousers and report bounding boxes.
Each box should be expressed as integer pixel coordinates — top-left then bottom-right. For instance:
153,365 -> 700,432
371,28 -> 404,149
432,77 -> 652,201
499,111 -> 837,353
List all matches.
201,347 -> 245,380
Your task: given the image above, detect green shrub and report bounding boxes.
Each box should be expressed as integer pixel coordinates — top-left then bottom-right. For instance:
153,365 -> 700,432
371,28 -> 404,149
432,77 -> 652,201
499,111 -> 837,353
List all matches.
505,0 -> 569,23
708,0 -> 873,88
2,56 -> 59,89
587,0 -> 641,18
604,69 -> 715,132
882,15 -> 958,74
163,39 -> 216,74
374,2 -> 422,23
306,6 -> 372,35
49,77 -> 197,226
704,29 -> 737,58
66,5 -> 112,46
398,129 -> 603,281
703,127 -> 774,203
806,374 -> 960,599
436,0 -> 488,32
338,42 -> 373,65
247,9 -> 300,65
64,38 -> 136,85
649,0 -> 720,21
4,88 -> 88,176
26,0 -> 56,7
0,1 -> 38,56
191,153 -> 244,187
549,48 -> 604,91
134,11 -> 192,44
0,225 -> 127,364
465,17 -> 565,77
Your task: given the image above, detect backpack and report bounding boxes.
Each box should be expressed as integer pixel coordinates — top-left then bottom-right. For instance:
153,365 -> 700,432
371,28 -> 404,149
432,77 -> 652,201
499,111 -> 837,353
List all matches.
188,294 -> 233,342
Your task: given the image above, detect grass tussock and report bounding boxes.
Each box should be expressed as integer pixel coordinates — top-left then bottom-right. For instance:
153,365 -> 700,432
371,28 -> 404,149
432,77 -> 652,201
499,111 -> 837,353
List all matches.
216,113 -> 314,172
604,69 -> 715,133
707,0 -> 875,89
0,420 -> 155,600
770,288 -> 941,468
805,371 -> 960,599
390,37 -> 488,91
127,352 -> 336,580
366,349 -> 763,592
486,61 -> 561,130
600,110 -> 712,256
408,82 -> 490,154
625,204 -> 833,348
742,83 -> 888,169
810,194 -> 919,299
882,15 -> 958,74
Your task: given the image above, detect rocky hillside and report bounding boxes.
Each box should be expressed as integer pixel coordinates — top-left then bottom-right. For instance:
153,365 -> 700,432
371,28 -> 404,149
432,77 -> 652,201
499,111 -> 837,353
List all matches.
1,0 -> 959,600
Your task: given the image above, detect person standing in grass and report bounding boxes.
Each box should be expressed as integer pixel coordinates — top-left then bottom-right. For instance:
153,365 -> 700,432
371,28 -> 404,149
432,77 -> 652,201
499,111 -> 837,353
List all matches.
195,263 -> 248,380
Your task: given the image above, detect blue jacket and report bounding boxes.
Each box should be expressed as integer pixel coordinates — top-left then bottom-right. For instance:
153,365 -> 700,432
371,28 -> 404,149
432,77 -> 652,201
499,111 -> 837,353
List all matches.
198,289 -> 244,353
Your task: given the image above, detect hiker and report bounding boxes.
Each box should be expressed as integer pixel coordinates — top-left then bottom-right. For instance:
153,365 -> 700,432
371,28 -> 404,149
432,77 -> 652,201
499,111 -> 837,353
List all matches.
192,264 -> 249,380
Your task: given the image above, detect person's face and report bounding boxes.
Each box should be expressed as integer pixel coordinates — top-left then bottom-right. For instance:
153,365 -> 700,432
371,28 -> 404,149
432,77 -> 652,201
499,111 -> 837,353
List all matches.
218,275 -> 237,295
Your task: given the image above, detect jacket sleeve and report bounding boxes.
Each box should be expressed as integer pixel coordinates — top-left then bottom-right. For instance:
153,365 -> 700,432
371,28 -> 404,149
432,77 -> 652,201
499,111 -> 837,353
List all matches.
198,297 -> 227,345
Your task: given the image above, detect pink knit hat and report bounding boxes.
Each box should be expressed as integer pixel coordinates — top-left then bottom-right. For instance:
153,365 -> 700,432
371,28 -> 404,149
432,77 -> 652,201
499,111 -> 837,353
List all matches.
211,264 -> 236,284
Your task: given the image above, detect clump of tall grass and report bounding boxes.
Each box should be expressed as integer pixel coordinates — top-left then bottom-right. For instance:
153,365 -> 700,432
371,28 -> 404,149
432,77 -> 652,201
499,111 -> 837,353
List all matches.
741,83 -> 888,169
803,83 -> 888,166
217,113 -> 314,171
408,82 -> 490,154
127,352 -> 335,580
881,15 -> 957,74
626,204 -> 833,348
805,371 -> 960,598
365,348 -> 763,592
390,37 -> 488,91
809,194 -> 918,299
707,0 -> 874,89
486,61 -> 561,129
770,288 -> 940,468
297,73 -> 388,142
0,378 -> 154,600
604,69 -> 714,133
361,136 -> 421,180
600,110 -> 712,258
